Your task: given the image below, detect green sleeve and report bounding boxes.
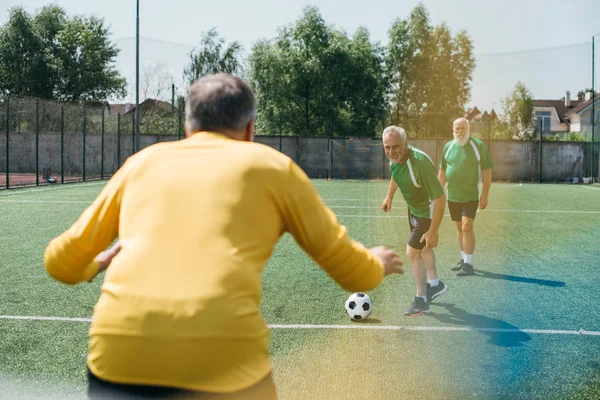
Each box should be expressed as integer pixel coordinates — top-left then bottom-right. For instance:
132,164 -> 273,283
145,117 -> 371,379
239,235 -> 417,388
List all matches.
439,143 -> 448,170
479,142 -> 494,170
420,160 -> 444,200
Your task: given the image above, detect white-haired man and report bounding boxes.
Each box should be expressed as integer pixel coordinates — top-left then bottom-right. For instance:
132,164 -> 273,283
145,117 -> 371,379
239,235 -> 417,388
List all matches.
381,126 -> 448,316
438,118 -> 494,276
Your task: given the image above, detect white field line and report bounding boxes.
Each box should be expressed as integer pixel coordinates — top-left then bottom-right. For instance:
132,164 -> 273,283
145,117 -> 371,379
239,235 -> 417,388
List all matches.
478,209 -> 600,214
0,315 -> 598,336
336,215 -> 409,218
323,199 -> 396,202
582,185 -> 600,191
330,207 -> 599,213
1,199 -> 597,216
0,181 -> 104,196
0,199 -> 91,204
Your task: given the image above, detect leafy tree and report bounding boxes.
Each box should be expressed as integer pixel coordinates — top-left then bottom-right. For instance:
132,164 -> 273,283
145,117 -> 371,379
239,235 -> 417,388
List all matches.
502,81 -> 535,139
53,15 -> 126,102
0,5 -> 126,102
183,28 -> 243,87
249,6 -> 388,137
385,3 -> 475,138
0,7 -> 51,97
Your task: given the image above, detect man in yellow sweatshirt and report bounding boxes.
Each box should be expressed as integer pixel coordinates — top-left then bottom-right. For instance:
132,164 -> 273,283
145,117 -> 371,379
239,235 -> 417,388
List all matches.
44,73 -> 404,399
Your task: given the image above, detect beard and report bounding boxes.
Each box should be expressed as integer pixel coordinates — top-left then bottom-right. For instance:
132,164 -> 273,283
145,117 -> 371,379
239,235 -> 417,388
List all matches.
454,131 -> 470,147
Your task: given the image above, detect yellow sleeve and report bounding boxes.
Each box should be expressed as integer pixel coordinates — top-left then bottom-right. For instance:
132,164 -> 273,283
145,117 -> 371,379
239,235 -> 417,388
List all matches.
44,161 -> 129,285
280,161 -> 384,292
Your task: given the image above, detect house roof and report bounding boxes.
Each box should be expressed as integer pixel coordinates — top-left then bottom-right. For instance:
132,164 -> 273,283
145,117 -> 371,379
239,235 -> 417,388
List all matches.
464,107 -> 481,121
138,99 -> 175,112
564,94 -> 600,118
108,99 -> 176,115
464,107 -> 497,122
107,103 -> 134,115
533,99 -> 583,123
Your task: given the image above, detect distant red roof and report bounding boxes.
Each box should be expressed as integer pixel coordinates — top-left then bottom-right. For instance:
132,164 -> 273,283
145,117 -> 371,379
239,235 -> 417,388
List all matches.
108,99 -> 175,115
108,103 -> 134,115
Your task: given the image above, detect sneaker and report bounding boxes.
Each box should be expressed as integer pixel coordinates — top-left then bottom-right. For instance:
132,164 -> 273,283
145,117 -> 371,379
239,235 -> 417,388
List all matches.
404,296 -> 430,316
457,263 -> 474,276
451,258 -> 464,271
426,280 -> 448,303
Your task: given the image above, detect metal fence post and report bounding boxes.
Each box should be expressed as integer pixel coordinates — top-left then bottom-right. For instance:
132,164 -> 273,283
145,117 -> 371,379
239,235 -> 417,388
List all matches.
35,99 -> 39,186
131,113 -> 135,155
329,138 -> 334,180
382,142 -> 385,180
539,119 -> 543,183
117,113 -> 121,169
101,108 -> 105,179
178,111 -> 182,140
83,107 -> 87,182
5,96 -> 9,189
61,105 -> 64,184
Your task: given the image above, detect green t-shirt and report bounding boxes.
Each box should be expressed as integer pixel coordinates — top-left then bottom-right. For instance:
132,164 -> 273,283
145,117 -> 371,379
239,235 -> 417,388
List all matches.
440,137 -> 494,203
390,145 -> 444,219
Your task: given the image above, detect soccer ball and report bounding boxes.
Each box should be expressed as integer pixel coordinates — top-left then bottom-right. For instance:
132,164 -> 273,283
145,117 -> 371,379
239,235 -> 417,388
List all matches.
345,292 -> 373,321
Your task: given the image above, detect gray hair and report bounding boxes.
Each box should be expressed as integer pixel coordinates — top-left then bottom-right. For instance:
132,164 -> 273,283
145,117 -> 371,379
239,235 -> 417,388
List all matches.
453,117 -> 470,131
185,73 -> 256,133
382,126 -> 407,142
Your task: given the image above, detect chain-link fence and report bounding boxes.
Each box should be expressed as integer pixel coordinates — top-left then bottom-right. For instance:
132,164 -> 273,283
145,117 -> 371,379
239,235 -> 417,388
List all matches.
0,94 -> 185,188
0,94 -> 598,188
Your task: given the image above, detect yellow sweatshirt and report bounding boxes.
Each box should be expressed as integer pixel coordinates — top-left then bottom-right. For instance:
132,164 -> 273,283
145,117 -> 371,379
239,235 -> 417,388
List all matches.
44,132 -> 384,393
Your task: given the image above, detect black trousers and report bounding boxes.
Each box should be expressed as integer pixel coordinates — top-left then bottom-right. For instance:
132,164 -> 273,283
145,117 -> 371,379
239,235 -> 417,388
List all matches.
87,368 -> 201,399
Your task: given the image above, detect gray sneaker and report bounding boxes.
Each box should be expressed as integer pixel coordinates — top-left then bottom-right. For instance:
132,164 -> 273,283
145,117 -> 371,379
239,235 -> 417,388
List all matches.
457,263 -> 474,276
426,281 -> 448,303
404,296 -> 430,316
451,258 -> 464,271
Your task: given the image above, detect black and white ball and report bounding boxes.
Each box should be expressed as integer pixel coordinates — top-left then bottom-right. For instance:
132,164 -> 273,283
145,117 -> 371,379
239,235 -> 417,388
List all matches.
345,292 -> 372,321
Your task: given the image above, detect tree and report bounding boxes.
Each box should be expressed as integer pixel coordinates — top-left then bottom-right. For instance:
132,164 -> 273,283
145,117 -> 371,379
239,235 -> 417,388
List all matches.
249,6 -> 388,137
0,7 -> 52,97
183,28 -> 244,87
134,62 -> 176,134
385,3 -> 475,138
0,5 -> 126,102
342,27 -> 389,137
53,15 -> 126,102
502,81 -> 535,139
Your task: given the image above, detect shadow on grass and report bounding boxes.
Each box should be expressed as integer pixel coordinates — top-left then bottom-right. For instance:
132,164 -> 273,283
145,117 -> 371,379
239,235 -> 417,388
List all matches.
473,269 -> 566,287
430,302 -> 532,347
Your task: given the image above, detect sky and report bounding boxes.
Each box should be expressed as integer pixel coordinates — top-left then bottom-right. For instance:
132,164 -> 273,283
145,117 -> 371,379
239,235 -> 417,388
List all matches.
1,0 -> 599,113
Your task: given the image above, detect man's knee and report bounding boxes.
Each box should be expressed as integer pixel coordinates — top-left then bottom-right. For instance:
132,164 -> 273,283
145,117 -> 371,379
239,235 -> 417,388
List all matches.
420,246 -> 434,258
455,221 -> 463,233
406,246 -> 421,263
461,219 -> 474,233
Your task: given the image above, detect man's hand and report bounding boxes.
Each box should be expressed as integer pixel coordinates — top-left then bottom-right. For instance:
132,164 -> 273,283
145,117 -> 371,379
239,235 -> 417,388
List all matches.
381,197 -> 393,213
420,229 -> 439,249
95,241 -> 122,274
370,246 -> 404,276
479,194 -> 488,210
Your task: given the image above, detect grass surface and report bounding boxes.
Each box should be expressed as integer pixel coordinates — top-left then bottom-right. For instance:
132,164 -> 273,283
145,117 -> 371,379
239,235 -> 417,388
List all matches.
1,181 -> 599,399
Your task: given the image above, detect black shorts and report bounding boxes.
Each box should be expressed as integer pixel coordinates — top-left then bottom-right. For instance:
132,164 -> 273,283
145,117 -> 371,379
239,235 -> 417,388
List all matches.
448,200 -> 479,222
87,369 -> 197,399
407,209 -> 432,250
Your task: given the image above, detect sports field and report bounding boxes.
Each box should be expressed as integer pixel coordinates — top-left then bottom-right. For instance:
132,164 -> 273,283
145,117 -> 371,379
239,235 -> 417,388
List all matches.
1,180 -> 599,399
